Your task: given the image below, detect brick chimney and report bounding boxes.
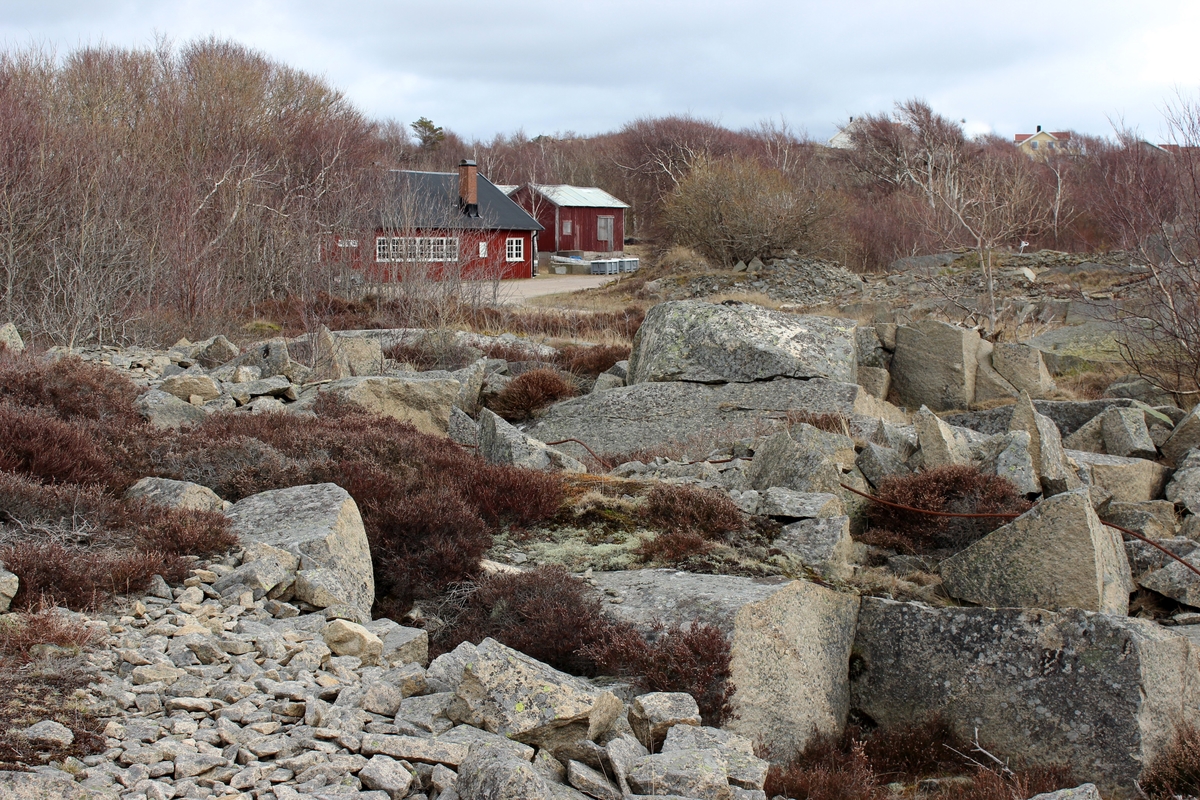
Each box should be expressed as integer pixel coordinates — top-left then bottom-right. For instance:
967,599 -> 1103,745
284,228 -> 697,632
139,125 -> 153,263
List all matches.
458,159 -> 479,217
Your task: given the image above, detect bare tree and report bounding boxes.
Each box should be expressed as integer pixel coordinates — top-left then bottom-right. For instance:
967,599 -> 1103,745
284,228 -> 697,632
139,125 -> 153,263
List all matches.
662,156 -> 827,266
1096,97 -> 1200,396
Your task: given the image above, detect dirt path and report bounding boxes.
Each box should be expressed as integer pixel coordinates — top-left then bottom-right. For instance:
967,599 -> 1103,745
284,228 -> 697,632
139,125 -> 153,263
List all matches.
488,273 -> 621,305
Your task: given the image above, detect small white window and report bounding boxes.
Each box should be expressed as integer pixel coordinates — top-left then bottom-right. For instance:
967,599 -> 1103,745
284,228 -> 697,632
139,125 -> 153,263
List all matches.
478,241 -> 488,258
562,220 -> 572,235
506,237 -> 524,262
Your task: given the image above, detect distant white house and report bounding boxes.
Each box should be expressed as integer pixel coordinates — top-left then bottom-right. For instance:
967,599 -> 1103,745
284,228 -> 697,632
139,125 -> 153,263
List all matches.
827,117 -> 865,149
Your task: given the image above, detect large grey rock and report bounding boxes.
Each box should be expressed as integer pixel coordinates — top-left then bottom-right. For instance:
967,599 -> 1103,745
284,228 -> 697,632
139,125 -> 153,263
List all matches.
591,571 -> 858,760
661,725 -> 769,791
628,692 -> 700,751
772,516 -> 854,580
972,341 -> 1020,405
1100,407 -> 1157,459
0,770 -> 103,799
0,323 -> 24,354
1163,403 -> 1200,466
124,477 -> 224,513
992,342 -> 1056,398
939,489 -> 1133,614
1069,450 -> 1170,504
1010,392 -> 1079,496
1063,415 -> 1105,453
224,483 -> 374,614
1139,551 -> 1200,607
890,319 -> 981,412
159,372 -> 221,403
914,406 -> 972,468
855,443 -> 911,488
136,389 -> 206,429
1166,463 -> 1200,515
319,375 -> 460,436
973,430 -> 1040,496
725,580 -> 859,759
305,325 -> 385,380
1103,500 -> 1178,541
454,638 -> 622,749
857,365 -> 891,400
746,430 -> 841,496
1028,785 -> 1102,800
456,745 -> 551,800
526,378 -> 904,463
228,375 -> 297,406
211,337 -> 308,383
0,567 -> 16,612
758,488 -> 843,519
627,750 -> 732,800
1125,537 -> 1197,578
477,409 -> 585,473
627,301 -> 857,385
850,598 -> 1200,788
193,334 -> 240,369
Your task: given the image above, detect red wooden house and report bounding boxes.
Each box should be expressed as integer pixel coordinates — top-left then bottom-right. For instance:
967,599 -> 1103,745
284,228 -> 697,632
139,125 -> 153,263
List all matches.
511,184 -> 629,254
361,160 -> 543,282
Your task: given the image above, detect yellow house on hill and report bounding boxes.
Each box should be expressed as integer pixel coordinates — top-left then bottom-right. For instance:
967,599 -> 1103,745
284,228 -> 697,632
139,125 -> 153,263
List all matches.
1014,126 -> 1071,158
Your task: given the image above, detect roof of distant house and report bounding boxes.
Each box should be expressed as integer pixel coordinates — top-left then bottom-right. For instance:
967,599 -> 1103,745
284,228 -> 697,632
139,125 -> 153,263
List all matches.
494,184 -> 520,196
1014,130 -> 1072,144
382,170 -> 542,231
529,184 -> 630,209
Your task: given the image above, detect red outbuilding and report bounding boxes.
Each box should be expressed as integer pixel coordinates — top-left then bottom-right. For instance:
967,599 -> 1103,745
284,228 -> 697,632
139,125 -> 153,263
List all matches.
356,160 -> 543,283
511,184 -> 629,254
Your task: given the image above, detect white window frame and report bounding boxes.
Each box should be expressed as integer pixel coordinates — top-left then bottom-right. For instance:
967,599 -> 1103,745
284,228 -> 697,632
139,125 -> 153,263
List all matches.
562,220 -> 572,235
478,241 -> 488,258
375,236 -> 459,263
505,237 -> 524,262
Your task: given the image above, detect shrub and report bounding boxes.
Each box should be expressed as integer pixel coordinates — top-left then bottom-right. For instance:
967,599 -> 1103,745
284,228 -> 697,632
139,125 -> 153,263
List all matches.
431,566 -> 610,675
0,353 -> 142,426
383,340 -> 481,371
641,483 -> 744,539
0,541 -> 186,610
585,621 -> 734,726
137,398 -> 564,616
0,608 -> 96,664
766,739 -> 886,800
556,344 -> 631,378
860,465 -> 1031,555
765,719 -> 1074,800
634,530 -> 715,564
0,404 -> 114,486
487,368 -> 579,421
1141,724 -> 1200,799
135,508 -> 238,557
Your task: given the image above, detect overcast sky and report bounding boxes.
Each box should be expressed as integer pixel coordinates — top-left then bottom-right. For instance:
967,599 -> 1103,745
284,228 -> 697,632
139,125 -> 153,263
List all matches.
3,0 -> 1198,144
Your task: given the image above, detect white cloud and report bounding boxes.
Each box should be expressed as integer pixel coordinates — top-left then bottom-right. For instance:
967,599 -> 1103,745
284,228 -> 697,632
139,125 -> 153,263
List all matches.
0,0 -> 1196,141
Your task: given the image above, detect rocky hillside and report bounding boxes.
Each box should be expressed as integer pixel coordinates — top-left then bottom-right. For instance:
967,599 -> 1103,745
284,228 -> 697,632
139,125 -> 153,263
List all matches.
0,298 -> 1196,800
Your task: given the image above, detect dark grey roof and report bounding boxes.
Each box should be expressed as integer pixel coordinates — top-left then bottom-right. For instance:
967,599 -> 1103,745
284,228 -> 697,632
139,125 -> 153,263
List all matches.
381,170 -> 542,232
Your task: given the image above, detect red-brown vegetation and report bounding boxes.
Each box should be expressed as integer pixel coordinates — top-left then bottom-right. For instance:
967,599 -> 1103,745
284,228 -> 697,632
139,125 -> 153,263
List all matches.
584,621 -> 734,727
764,718 -> 1074,800
556,344 -> 631,377
1140,724 -> 1200,800
486,368 -> 579,421
859,465 -> 1031,555
640,483 -> 745,538
431,565 -> 609,675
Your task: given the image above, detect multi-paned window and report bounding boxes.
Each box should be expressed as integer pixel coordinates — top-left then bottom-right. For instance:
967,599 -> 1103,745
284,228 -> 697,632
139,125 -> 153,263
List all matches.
505,237 -> 524,262
375,236 -> 460,262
